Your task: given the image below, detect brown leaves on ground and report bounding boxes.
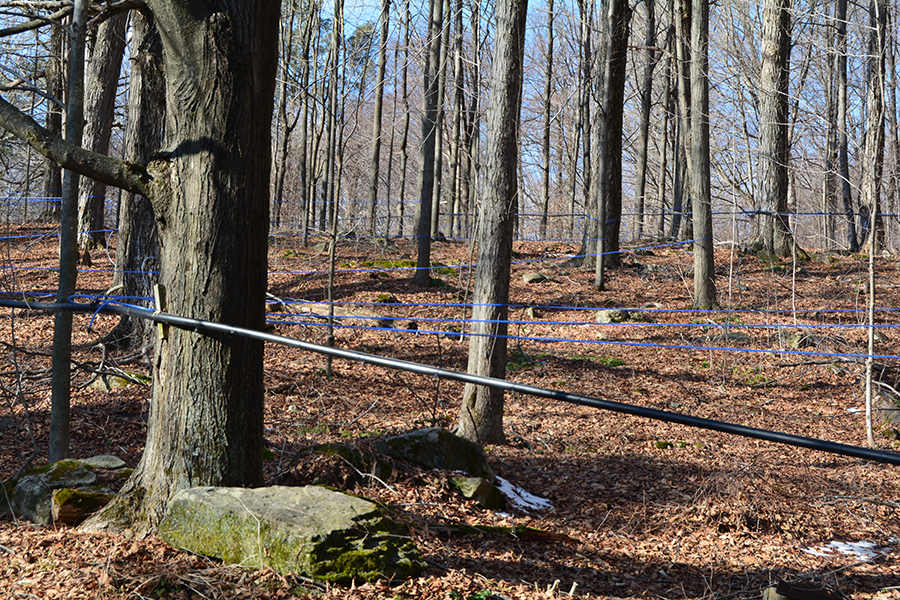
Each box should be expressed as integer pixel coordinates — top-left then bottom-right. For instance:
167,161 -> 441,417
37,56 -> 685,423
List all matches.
1,227 -> 900,599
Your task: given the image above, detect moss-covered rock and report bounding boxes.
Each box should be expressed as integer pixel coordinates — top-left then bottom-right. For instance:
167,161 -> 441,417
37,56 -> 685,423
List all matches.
159,486 -> 424,583
375,428 -> 495,483
4,460 -> 102,524
52,488 -> 115,526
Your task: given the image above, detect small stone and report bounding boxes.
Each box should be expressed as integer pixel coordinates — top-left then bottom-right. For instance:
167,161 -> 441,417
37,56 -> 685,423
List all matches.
448,476 -> 504,510
522,272 -> 549,284
596,309 -> 630,324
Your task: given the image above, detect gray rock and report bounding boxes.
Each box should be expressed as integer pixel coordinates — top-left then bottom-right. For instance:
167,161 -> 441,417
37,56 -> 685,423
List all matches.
596,309 -> 630,324
522,272 -> 550,284
376,427 -> 495,483
159,486 -> 424,583
81,455 -> 128,471
5,460 -> 100,524
448,476 -> 504,510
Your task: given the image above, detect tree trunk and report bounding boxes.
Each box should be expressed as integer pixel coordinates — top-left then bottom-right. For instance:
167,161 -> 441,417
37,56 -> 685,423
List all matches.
836,0 -> 857,251
861,0 -> 888,252
457,0 -> 528,446
689,0 -> 717,309
755,0 -> 793,256
448,0 -> 465,239
49,0 -> 88,464
414,0 -> 443,284
634,0 -> 657,241
105,10 -> 165,353
85,1 -> 279,529
397,0 -> 411,238
538,0 -> 554,239
366,0 -> 390,236
76,11 -> 129,250
40,23 -> 64,221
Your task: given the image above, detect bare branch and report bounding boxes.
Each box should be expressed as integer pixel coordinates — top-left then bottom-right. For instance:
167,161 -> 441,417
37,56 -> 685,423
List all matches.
0,5 -> 72,37
86,0 -> 146,29
0,94 -> 152,197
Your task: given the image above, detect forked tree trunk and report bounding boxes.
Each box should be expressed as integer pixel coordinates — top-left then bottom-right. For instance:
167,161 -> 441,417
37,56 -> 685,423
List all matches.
457,0 -> 528,445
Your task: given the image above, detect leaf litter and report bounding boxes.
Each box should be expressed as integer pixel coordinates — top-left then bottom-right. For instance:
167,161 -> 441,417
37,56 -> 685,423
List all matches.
0,227 -> 899,598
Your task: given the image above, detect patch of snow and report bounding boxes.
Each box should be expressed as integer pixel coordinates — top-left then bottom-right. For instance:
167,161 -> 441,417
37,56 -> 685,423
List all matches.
802,540 -> 890,561
495,476 -> 553,514
848,406 -> 865,414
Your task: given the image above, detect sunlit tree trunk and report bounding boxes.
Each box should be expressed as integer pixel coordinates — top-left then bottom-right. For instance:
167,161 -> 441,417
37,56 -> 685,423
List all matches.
366,0 -> 391,236
633,0 -> 657,240
458,0 -> 528,445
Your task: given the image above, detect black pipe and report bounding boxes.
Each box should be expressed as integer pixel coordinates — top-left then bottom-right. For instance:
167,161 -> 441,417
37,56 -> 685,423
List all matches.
4,298 -> 900,466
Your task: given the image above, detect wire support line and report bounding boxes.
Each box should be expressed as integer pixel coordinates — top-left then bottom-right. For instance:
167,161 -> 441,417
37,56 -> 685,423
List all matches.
2,297 -> 898,467
264,316 -> 900,362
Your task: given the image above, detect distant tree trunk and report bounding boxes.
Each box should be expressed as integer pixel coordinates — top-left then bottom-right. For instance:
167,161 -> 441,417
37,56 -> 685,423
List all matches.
76,11 -> 129,250
823,3 -> 837,250
539,0 -> 554,240
885,11 -> 900,250
430,0 -> 449,238
861,0 -> 888,251
464,0 -> 483,237
633,0 -> 657,240
655,11 -> 674,238
836,0 -> 856,251
448,0 -> 465,238
105,11 -> 164,353
755,0 -> 793,256
272,2 -> 301,229
458,0 -> 528,445
575,0 -> 594,259
672,0 -> 692,242
298,7 -> 318,245
40,23 -> 64,221
414,0 -> 443,283
396,0 -> 411,238
366,0 -> 390,236
600,0 -> 631,270
689,0 -> 717,308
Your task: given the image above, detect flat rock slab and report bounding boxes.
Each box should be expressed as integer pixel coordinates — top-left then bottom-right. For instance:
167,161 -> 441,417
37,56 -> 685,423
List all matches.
159,486 -> 424,583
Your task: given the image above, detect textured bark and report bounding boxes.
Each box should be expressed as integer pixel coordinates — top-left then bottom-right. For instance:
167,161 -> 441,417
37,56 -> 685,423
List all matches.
755,0 -> 793,256
860,0 -> 887,252
105,10 -> 164,352
414,0 -> 443,284
457,0 -> 528,445
836,0 -> 856,250
396,0 -> 411,237
689,0 -> 716,309
76,11 -> 129,250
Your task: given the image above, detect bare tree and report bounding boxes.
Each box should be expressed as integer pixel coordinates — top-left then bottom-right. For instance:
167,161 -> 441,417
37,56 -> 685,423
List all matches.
457,0 -> 528,445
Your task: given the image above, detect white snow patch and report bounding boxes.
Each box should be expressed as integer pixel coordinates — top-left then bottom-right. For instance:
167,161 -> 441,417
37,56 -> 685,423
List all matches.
495,476 -> 553,514
802,540 -> 890,561
848,406 -> 865,414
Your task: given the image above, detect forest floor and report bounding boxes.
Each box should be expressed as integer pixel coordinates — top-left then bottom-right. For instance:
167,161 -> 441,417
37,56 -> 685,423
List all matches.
1,224 -> 899,599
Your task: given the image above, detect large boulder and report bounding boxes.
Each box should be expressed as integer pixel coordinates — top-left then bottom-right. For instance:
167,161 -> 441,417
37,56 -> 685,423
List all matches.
159,486 -> 424,583
376,427 -> 495,482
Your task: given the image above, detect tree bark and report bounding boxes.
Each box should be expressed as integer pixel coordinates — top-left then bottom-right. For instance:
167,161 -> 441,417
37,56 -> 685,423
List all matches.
104,10 -> 165,353
860,0 -> 888,252
414,0 -> 443,284
634,0 -> 657,240
755,0 -> 793,256
538,0 -> 554,239
76,10 -> 129,250
836,0 -> 856,251
689,0 -> 716,309
40,23 -> 64,221
457,0 -> 528,445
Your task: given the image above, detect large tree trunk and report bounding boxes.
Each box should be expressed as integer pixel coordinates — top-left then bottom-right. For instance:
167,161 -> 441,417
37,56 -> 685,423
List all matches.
90,1 -> 279,530
457,0 -> 528,445
76,11 -> 129,250
105,11 -> 165,353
